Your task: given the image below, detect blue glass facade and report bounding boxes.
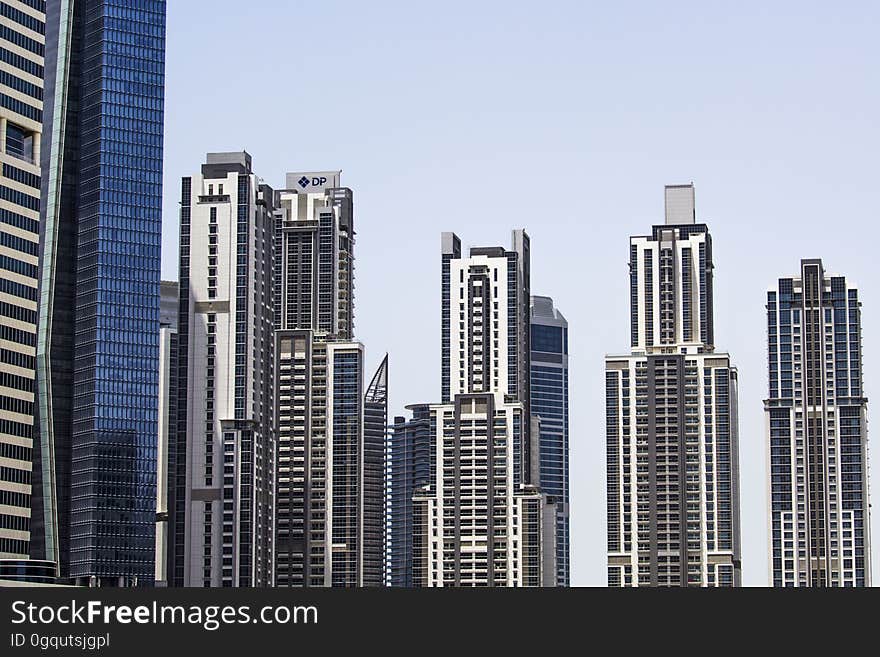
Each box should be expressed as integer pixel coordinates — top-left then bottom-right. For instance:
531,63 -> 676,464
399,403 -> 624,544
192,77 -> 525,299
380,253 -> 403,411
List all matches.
385,405 -> 431,587
33,0 -> 165,586
530,298 -> 569,587
330,347 -> 362,587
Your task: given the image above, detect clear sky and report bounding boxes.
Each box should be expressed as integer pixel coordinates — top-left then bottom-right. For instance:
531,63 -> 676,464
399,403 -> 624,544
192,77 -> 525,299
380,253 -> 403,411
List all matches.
161,0 -> 880,585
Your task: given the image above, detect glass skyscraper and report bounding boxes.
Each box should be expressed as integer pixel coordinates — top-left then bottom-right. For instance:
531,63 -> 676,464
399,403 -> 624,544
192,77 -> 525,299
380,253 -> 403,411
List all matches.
530,295 -> 569,587
765,260 -> 870,586
32,0 -> 165,586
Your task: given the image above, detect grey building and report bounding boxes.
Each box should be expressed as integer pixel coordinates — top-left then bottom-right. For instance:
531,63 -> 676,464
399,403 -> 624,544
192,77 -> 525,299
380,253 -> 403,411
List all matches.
0,0 -> 44,565
530,295 -> 569,586
272,172 -> 382,587
31,0 -> 166,586
171,152 -> 275,587
765,260 -> 871,586
605,184 -> 742,587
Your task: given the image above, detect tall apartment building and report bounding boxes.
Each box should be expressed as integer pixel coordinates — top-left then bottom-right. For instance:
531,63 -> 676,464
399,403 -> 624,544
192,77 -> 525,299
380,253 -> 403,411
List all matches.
605,184 -> 742,587
0,0 -> 43,563
530,295 -> 569,586
273,172 -> 383,587
412,231 -> 549,587
154,280 -> 177,586
765,260 -> 871,586
32,0 -> 165,586
386,404 -> 431,587
171,152 -> 275,587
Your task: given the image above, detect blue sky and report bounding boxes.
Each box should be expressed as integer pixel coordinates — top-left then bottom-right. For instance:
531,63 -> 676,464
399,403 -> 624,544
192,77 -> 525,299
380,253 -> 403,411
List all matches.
161,1 -> 880,585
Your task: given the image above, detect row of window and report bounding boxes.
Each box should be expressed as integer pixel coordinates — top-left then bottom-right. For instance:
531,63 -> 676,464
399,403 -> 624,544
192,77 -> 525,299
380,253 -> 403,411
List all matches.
0,439 -> 30,462
0,66 -> 41,100
0,368 -> 33,393
0,298 -> 37,326
0,417 -> 31,439
0,91 -> 40,122
0,488 -> 29,509
0,464 -> 30,484
0,228 -> 37,256
0,512 -> 29,531
15,0 -> 45,15
0,45 -> 41,78
0,537 -> 27,555
0,2 -> 45,35
2,162 -> 39,189
0,204 -> 38,236
0,322 -> 34,346
0,23 -> 43,56
0,254 -> 36,281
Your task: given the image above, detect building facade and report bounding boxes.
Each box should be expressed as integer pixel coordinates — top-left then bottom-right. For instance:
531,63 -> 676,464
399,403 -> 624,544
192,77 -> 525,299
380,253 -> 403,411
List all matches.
530,295 -> 569,586
172,152 -> 275,587
362,355 -> 387,587
606,184 -> 742,587
154,280 -> 177,586
412,231 -> 549,587
385,404 -> 431,587
32,0 -> 165,586
0,0 -> 44,564
272,172 -> 381,587
765,260 -> 871,586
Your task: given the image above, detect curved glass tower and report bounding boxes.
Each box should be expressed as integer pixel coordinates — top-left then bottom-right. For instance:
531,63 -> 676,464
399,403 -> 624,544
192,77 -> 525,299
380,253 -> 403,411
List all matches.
33,0 -> 166,586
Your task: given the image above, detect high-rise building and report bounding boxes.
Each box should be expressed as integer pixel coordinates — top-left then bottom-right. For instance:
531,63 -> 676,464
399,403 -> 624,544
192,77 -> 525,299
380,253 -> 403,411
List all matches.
32,0 -> 166,586
765,260 -> 871,587
605,184 -> 742,587
412,231 -> 550,587
362,355 -> 387,588
0,0 -> 44,564
385,404 -> 431,587
530,295 -> 569,587
171,152 -> 275,587
154,280 -> 177,586
272,172 -> 382,587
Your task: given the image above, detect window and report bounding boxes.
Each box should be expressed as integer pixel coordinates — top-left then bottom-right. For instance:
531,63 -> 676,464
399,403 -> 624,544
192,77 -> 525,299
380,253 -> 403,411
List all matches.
5,122 -> 32,162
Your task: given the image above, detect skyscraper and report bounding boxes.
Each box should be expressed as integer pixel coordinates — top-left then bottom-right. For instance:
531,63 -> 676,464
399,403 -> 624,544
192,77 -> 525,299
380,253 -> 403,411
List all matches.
385,404 -> 431,587
172,152 -> 275,587
530,295 -> 569,587
32,0 -> 166,586
412,231 -> 550,587
765,260 -> 871,587
0,0 -> 44,564
362,355 -> 387,588
605,184 -> 742,587
272,171 -> 382,587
